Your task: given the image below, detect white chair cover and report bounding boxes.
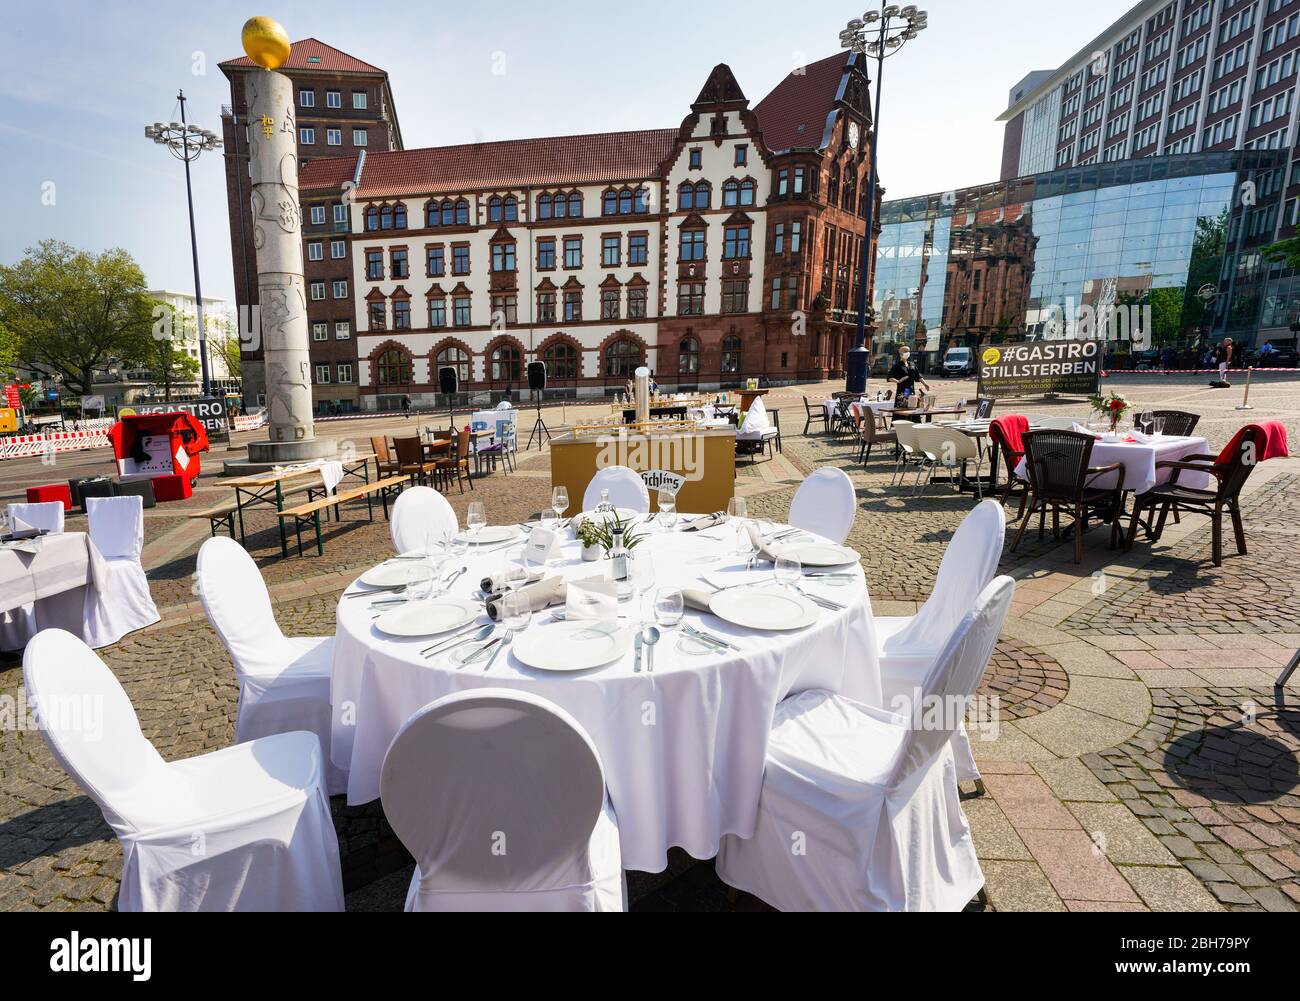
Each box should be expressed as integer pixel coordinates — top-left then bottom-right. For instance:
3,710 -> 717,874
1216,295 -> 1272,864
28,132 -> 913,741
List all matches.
739,397 -> 770,434
8,501 -> 65,534
80,496 -> 160,648
390,486 -> 459,554
716,577 -> 1014,911
23,629 -> 344,911
582,465 -> 649,513
196,536 -> 345,795
381,689 -> 625,911
788,467 -> 857,544
873,499 -> 1005,781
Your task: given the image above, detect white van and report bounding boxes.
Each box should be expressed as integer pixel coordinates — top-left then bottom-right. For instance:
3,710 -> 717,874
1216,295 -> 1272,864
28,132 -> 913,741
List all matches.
942,347 -> 974,378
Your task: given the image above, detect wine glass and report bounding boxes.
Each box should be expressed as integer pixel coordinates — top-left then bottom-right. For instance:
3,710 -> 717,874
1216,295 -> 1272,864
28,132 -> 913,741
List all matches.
552,486 -> 570,521
466,501 -> 486,542
654,587 -> 685,630
447,534 -> 469,562
775,555 -> 802,591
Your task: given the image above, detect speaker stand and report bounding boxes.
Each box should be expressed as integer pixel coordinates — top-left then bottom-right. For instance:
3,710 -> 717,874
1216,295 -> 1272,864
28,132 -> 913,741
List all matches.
527,398 -> 551,451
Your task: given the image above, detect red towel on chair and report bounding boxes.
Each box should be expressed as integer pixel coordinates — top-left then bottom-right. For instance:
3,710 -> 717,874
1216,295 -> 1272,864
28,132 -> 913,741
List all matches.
991,414 -> 1029,455
1216,421 -> 1289,465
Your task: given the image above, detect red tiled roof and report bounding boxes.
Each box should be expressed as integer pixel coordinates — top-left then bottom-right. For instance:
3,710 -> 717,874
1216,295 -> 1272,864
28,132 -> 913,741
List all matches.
338,129 -> 678,198
754,52 -> 851,153
221,37 -> 386,75
299,155 -> 360,192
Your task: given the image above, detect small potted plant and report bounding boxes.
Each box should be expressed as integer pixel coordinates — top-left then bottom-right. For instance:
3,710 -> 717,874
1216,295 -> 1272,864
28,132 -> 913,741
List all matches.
590,513 -> 645,557
1087,389 -> 1131,435
577,519 -> 604,562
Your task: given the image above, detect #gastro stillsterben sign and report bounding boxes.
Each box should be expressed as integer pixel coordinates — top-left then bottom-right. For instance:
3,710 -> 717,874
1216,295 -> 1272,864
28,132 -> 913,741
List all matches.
977,340 -> 1102,399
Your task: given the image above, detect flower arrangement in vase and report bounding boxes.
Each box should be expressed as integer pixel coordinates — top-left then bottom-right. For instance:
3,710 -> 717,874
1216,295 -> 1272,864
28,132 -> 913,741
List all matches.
1087,390 -> 1131,434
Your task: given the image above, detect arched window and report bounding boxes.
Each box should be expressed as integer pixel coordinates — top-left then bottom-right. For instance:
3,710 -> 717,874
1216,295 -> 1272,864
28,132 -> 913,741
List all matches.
490,343 -> 521,382
842,170 -> 857,212
503,195 -> 518,221
393,203 -> 407,228
376,348 -> 412,386
440,200 -> 455,226
436,345 -> 470,384
722,180 -> 740,207
553,192 -> 567,219
488,195 -> 503,222
537,193 -> 553,219
693,182 -> 711,210
380,206 -> 394,230
567,192 -> 582,217
721,335 -> 742,373
542,340 -> 578,380
604,338 -> 642,377
365,206 -> 379,231
828,163 -> 841,205
678,336 -> 699,374
739,179 -> 756,206
634,187 -> 649,213
455,199 -> 470,225
603,190 -> 618,216
619,189 -> 633,214
426,202 -> 439,227
678,183 -> 694,211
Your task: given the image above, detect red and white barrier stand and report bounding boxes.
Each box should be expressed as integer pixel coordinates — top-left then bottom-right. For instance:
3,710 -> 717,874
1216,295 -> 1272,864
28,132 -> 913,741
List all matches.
0,430 -> 111,461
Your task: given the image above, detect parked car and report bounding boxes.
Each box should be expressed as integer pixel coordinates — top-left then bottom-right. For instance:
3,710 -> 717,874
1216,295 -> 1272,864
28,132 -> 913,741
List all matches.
941,347 -> 975,377
1132,348 -> 1162,370
1252,339 -> 1300,367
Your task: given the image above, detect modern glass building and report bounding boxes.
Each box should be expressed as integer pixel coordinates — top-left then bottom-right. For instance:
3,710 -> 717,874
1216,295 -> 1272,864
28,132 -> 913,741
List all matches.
875,149 -> 1289,366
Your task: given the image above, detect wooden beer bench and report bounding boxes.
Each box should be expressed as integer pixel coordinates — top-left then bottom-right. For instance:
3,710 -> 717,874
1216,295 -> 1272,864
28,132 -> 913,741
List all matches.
277,474 -> 408,557
187,501 -> 239,538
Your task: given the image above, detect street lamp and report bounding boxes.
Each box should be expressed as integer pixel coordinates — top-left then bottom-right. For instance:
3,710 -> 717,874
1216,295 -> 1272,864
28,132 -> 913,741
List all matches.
145,91 -> 222,398
841,4 -> 929,394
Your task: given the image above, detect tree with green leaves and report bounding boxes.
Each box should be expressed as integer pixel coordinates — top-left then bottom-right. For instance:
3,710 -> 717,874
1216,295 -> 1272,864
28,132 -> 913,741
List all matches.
0,240 -> 156,395
1261,236 -> 1300,270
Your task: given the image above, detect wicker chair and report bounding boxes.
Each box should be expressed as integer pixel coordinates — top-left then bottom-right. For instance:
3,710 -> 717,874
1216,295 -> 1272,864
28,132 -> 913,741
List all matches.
802,397 -> 828,436
1012,430 -> 1125,564
394,436 -> 438,487
1133,409 -> 1200,437
1124,426 -> 1260,566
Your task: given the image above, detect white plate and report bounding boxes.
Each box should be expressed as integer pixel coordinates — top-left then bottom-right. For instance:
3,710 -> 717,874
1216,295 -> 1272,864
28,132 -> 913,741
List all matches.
457,525 -> 522,545
709,587 -> 818,631
511,621 -> 632,671
360,562 -> 434,588
778,542 -> 860,568
374,598 -> 481,638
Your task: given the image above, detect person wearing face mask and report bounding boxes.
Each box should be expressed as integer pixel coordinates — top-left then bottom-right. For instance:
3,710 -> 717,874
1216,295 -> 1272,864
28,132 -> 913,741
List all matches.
887,345 -> 929,406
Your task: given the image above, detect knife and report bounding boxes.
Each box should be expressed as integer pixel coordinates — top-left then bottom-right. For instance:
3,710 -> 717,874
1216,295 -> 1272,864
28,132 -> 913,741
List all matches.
633,632 -> 643,673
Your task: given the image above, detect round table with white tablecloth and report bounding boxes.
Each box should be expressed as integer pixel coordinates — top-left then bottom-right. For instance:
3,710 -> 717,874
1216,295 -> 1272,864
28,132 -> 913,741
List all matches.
330,521 -> 880,873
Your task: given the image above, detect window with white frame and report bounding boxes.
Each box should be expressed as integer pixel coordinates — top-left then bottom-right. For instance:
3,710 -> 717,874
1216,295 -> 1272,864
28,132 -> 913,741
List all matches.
352,90 -> 368,109
353,128 -> 368,147
326,90 -> 341,109
307,241 -> 323,261
327,128 -> 342,146
299,88 -> 315,107
337,363 -> 353,384
310,205 -> 326,225
300,127 -> 316,145
315,364 -> 330,384
330,238 -> 346,259
335,321 -> 351,339
310,281 -> 325,300
332,280 -> 348,298
312,322 -> 327,341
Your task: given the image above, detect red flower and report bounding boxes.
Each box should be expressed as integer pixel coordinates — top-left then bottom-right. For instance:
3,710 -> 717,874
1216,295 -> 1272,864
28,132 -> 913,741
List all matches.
1110,399 -> 1124,411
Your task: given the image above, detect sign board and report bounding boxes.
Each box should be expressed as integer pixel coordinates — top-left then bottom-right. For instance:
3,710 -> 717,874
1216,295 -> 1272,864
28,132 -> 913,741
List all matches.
80,395 -> 106,411
0,408 -> 17,434
121,397 -> 228,435
977,340 -> 1102,399
4,385 -> 21,409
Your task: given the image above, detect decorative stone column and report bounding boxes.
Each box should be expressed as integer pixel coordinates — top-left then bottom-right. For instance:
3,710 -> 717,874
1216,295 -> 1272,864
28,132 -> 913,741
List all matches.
240,20 -> 334,464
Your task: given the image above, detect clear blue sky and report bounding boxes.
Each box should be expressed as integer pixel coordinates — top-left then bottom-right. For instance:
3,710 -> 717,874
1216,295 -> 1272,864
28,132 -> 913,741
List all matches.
0,0 -> 1137,303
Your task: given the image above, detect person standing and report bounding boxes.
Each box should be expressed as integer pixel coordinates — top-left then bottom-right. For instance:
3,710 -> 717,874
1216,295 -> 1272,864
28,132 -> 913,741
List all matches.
1215,337 -> 1233,384
401,394 -> 411,419
887,345 -> 929,406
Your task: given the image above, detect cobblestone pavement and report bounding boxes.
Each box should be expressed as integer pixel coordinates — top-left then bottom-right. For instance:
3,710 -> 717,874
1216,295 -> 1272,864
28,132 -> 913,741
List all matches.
2,375 -> 1299,910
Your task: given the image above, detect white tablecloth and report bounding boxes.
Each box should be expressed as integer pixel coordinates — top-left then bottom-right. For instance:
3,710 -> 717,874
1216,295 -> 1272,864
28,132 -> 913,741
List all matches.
823,399 -> 893,421
0,532 -> 109,650
1015,435 -> 1212,494
331,524 -> 880,873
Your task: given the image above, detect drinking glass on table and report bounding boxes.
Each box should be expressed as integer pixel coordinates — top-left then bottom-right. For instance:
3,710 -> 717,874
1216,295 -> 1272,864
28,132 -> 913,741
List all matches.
654,587 -> 685,631
402,564 -> 436,602
501,589 -> 532,635
727,496 -> 749,555
551,486 -> 570,522
466,501 -> 486,542
774,555 -> 802,591
657,491 -> 677,529
632,549 -> 656,618
541,506 -> 560,532
1151,416 -> 1166,438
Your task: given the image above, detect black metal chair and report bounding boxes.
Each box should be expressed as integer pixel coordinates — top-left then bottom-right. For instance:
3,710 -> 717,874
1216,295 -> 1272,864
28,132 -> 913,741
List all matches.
830,399 -> 857,439
802,397 -> 827,436
1124,426 -> 1260,567
1012,430 -> 1125,564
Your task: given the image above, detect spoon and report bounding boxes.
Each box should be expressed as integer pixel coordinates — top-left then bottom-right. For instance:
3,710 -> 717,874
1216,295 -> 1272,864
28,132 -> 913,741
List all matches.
423,623 -> 493,658
641,625 -> 661,673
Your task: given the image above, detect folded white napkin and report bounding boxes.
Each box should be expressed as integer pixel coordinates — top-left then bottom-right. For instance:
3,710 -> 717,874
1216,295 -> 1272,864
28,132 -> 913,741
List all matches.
486,575 -> 566,620
745,523 -> 783,563
1129,430 -> 1154,444
480,567 -> 544,595
565,579 -> 619,622
1072,422 -> 1094,435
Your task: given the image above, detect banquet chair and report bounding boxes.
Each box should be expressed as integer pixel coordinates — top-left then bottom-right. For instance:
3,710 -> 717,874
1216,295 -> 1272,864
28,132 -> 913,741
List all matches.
390,486 -> 459,555
80,496 -> 160,648
8,500 -> 65,534
872,499 -> 1005,791
716,576 -> 1015,912
736,398 -> 780,461
196,536 -> 346,795
802,397 -> 828,436
24,629 -> 344,911
788,467 -> 856,544
582,465 -> 650,513
1124,423 -> 1278,566
380,689 -> 626,911
1012,430 -> 1125,564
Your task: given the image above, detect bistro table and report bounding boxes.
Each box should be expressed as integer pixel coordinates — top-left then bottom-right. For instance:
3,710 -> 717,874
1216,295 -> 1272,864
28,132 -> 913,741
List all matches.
225,454 -> 374,557
1013,433 -> 1212,495
331,519 -> 880,873
0,532 -> 107,649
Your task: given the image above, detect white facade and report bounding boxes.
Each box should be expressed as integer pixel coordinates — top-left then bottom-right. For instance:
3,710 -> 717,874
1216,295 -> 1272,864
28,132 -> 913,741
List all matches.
146,289 -> 237,383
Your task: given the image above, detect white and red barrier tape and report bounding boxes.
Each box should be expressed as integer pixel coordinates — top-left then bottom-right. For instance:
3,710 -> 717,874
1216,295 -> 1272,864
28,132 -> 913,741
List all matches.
0,431 -> 111,461
1104,367 -> 1299,375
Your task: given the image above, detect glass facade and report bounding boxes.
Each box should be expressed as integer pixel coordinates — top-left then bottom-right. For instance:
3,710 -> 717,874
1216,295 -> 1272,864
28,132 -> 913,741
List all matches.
875,151 -> 1286,367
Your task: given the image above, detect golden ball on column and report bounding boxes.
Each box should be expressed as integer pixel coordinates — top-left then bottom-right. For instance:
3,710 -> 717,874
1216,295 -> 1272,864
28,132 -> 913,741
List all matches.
241,16 -> 291,70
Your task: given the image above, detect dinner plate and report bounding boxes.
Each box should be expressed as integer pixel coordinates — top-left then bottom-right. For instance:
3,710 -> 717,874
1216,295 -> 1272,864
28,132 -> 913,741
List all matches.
511,620 -> 632,671
457,525 -> 522,545
360,562 -> 433,588
709,587 -> 818,631
777,542 -> 860,568
373,598 -> 480,638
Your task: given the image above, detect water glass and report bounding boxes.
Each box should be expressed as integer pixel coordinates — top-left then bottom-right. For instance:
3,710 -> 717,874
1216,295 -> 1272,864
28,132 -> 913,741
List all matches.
542,506 -> 559,532
402,565 -> 436,601
657,495 -> 677,530
654,587 -> 685,630
502,589 -> 532,633
727,496 -> 747,522
775,555 -> 802,590
1151,416 -> 1166,438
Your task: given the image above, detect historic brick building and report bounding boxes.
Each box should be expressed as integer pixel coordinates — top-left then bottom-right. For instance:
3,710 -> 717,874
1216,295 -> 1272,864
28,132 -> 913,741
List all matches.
219,39 -> 404,411
224,41 -> 877,409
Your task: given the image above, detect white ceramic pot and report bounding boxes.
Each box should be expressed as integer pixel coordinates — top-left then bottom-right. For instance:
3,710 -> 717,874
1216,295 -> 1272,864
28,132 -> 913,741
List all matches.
581,544 -> 602,562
